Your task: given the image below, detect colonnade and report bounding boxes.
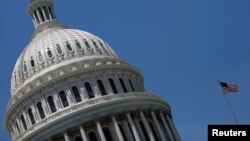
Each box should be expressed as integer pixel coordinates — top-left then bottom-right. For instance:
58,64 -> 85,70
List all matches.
47,111 -> 180,141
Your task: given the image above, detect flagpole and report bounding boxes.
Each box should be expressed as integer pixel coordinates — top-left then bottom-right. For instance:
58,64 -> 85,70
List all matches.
217,79 -> 240,125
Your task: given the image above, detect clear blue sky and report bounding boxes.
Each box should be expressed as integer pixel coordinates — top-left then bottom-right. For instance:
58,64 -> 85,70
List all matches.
1,0 -> 250,141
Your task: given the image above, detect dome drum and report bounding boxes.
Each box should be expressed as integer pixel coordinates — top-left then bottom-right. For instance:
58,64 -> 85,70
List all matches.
9,92 -> 173,141
6,60 -> 145,131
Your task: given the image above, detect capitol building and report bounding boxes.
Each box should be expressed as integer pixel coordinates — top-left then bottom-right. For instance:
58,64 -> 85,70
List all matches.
4,0 -> 181,141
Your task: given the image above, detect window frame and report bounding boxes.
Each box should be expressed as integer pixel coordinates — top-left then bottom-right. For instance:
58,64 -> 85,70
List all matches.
37,102 -> 45,119
27,108 -> 36,125
47,96 -> 57,113
72,86 -> 82,103
97,79 -> 107,96
84,82 -> 95,99
59,90 -> 69,108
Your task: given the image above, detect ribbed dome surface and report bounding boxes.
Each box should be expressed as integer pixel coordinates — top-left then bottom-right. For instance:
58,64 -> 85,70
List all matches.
11,27 -> 117,97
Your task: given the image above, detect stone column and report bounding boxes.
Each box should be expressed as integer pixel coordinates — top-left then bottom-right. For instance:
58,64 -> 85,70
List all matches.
160,112 -> 174,141
17,118 -> 25,133
151,111 -> 166,141
109,121 -> 119,141
79,126 -> 88,141
122,119 -> 134,141
123,76 -> 133,92
23,110 -> 31,128
114,75 -> 123,93
134,118 -> 145,141
128,76 -> 136,91
102,76 -> 113,95
42,96 -> 50,116
126,113 -> 141,141
32,19 -> 37,27
91,78 -> 101,97
96,121 -> 106,141
47,6 -> 53,19
166,115 -> 181,141
36,10 -> 42,23
131,76 -> 139,92
76,83 -> 85,101
65,87 -> 74,105
52,92 -> 61,110
16,118 -> 23,133
112,116 -> 124,141
41,7 -> 47,21
32,13 -> 38,25
31,103 -> 39,122
139,111 -> 155,141
79,83 -> 88,100
11,124 -> 17,139
63,131 -> 70,141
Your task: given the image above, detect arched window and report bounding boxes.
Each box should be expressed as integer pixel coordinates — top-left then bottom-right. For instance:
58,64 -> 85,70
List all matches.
84,40 -> 91,48
20,115 -> 27,131
74,136 -> 83,141
47,96 -> 57,113
88,131 -> 98,141
23,62 -> 28,73
98,40 -> 105,48
119,78 -> 127,93
85,82 -> 94,99
59,91 -> 69,108
37,102 -> 45,119
72,86 -> 82,103
56,44 -> 63,54
109,78 -> 118,94
118,124 -> 128,141
128,79 -> 135,92
43,6 -> 50,20
30,58 -> 35,68
47,48 -> 53,58
66,41 -> 73,51
75,40 -> 82,49
15,121 -> 20,134
28,108 -> 36,125
139,121 -> 150,141
149,121 -> 159,141
38,52 -> 44,63
97,80 -> 107,96
102,127 -> 113,141
92,41 -> 99,49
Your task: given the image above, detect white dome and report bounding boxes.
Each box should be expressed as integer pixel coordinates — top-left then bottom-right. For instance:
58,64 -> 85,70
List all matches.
11,27 -> 117,97
5,1 -> 181,141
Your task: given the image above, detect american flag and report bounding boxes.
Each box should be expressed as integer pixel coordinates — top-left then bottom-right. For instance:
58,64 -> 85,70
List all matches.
219,81 -> 239,93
